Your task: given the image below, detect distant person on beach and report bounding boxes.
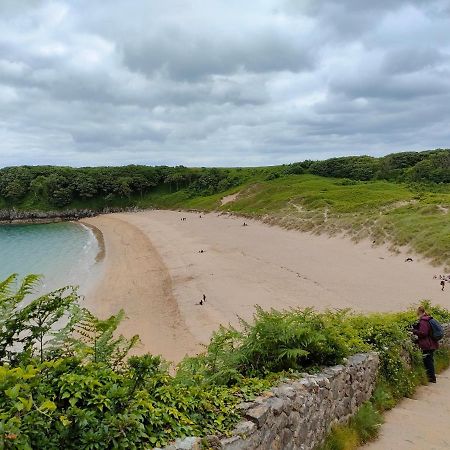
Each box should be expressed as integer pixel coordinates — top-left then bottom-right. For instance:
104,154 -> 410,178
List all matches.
203,294 -> 206,303
441,280 -> 445,291
412,306 -> 438,383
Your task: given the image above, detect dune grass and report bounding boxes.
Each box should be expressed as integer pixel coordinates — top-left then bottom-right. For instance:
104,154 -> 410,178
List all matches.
111,173 -> 450,267
213,175 -> 450,268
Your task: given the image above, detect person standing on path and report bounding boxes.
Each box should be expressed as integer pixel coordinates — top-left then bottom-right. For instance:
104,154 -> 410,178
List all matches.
412,306 -> 438,383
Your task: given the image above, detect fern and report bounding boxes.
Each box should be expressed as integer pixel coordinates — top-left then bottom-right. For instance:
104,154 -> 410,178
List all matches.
0,275 -> 139,368
72,308 -> 140,369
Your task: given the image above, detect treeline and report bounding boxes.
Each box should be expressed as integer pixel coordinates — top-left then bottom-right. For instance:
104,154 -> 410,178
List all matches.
306,149 -> 450,182
0,149 -> 449,210
0,165 -> 245,208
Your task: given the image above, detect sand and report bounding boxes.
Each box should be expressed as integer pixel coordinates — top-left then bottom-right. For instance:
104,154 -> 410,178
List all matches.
220,192 -> 240,205
81,215 -> 198,362
82,210 -> 447,363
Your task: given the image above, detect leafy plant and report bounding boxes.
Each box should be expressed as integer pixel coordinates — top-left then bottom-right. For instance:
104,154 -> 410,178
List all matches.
0,274 -> 78,365
1,275 -> 450,448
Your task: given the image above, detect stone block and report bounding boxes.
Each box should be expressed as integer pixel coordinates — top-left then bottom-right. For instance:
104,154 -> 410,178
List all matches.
166,437 -> 202,450
232,420 -> 257,438
246,403 -> 270,427
277,385 -> 296,399
221,436 -> 246,450
267,397 -> 284,415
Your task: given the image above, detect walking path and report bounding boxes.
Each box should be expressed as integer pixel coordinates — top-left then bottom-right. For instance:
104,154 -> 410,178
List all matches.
366,368 -> 450,450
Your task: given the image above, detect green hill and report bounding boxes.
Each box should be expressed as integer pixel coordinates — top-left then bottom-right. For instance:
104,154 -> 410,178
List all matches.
1,149 -> 450,266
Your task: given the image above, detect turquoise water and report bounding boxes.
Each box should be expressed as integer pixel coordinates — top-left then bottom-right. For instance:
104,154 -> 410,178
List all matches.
0,222 -> 100,295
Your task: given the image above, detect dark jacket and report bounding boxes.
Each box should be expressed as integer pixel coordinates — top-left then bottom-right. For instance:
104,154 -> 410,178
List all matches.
413,315 -> 439,351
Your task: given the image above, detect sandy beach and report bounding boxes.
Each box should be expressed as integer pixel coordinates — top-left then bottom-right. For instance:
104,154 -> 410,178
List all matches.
83,210 -> 446,363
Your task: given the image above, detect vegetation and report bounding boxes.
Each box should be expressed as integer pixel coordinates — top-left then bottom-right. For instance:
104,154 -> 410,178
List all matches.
0,149 -> 449,211
1,149 -> 450,447
1,274 -> 449,448
1,149 -> 450,266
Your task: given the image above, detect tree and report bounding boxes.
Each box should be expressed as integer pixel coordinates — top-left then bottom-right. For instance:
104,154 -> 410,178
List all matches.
73,173 -> 98,199
0,167 -> 31,202
115,177 -> 133,198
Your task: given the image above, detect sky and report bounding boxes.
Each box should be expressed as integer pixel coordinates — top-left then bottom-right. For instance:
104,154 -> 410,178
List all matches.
1,0 -> 450,167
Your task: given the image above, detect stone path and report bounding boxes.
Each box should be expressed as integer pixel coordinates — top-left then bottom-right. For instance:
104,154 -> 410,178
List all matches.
365,368 -> 450,450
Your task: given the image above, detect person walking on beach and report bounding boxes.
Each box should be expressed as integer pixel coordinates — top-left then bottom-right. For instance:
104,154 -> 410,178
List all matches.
441,279 -> 445,291
412,306 -> 438,383
202,294 -> 206,303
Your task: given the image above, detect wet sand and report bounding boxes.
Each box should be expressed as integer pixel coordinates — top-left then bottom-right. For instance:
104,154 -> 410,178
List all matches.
82,210 -> 446,362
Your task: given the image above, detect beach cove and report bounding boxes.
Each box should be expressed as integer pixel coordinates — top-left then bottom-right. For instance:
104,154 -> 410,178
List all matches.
0,221 -> 101,296
82,210 -> 447,363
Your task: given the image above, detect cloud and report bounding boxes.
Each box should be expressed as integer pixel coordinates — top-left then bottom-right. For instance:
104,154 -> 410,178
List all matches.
0,0 -> 449,167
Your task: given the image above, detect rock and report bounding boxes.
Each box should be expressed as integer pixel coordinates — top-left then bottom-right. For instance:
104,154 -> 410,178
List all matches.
232,420 -> 257,437
277,386 -> 296,399
267,397 -> 285,415
166,437 -> 202,450
203,435 -> 222,449
236,402 -> 255,413
246,403 -> 270,427
221,436 -> 246,450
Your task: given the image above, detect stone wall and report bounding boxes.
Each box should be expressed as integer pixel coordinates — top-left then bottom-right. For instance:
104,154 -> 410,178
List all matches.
161,323 -> 450,450
161,352 -> 379,450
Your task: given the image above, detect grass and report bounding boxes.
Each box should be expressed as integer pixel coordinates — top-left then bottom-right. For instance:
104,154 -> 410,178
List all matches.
217,175 -> 450,268
4,172 -> 450,267
320,347 -> 450,450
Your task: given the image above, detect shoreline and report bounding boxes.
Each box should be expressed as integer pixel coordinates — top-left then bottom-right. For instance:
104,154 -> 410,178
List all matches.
79,221 -> 106,263
82,210 -> 446,362
82,214 -> 199,363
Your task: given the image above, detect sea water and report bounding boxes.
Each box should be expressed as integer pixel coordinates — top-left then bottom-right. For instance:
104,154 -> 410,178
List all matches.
0,222 -> 100,296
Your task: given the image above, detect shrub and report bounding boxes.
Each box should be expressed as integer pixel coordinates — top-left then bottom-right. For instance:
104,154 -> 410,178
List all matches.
1,275 -> 450,448
177,307 -> 369,385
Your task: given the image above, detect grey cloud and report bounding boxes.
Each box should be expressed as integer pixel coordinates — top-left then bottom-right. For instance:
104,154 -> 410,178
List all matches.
122,28 -> 315,81
382,47 -> 445,74
1,0 -> 450,168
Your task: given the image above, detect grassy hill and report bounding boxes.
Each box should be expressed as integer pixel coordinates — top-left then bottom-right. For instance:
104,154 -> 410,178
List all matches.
134,174 -> 450,268
1,150 -> 450,267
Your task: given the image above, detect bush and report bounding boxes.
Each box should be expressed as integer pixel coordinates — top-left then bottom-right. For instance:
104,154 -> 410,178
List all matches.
1,275 -> 450,448
177,307 -> 369,385
0,356 -> 259,449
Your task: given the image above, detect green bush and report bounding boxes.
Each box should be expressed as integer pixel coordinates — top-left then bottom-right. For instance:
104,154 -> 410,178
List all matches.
1,275 -> 450,448
0,356 -> 260,449
177,307 -> 369,385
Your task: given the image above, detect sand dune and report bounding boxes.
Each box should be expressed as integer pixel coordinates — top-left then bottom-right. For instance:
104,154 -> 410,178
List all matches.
83,210 -> 446,362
